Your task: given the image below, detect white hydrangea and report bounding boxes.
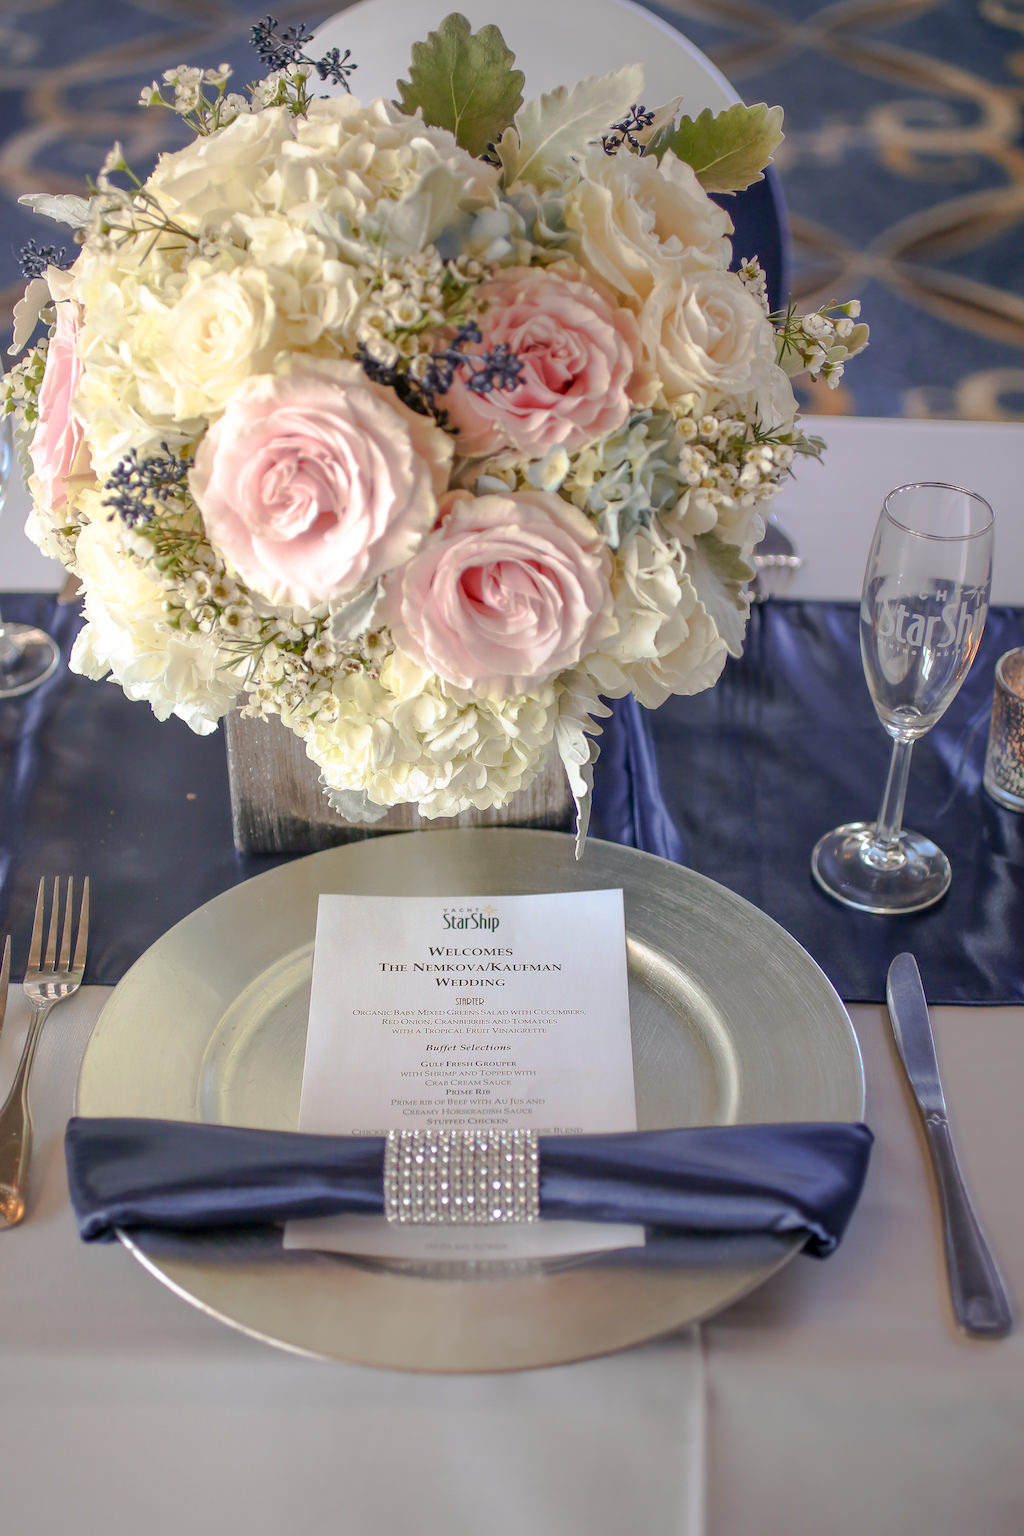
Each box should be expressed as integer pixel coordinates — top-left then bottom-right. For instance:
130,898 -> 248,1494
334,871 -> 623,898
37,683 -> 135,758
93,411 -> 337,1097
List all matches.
145,106 -> 296,224
557,410 -> 683,547
233,213 -> 363,347
285,96 -> 500,251
582,524 -> 726,707
305,649 -> 558,817
69,514 -> 243,732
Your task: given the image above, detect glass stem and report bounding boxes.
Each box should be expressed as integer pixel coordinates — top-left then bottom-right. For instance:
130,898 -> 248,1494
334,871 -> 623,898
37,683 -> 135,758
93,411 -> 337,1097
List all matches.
0,602 -> 15,670
873,735 -> 914,850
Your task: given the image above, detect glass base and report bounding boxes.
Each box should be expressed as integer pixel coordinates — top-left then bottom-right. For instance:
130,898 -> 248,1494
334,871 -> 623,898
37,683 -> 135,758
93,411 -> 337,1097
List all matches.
811,821 -> 951,915
0,624 -> 61,698
983,771 -> 1024,814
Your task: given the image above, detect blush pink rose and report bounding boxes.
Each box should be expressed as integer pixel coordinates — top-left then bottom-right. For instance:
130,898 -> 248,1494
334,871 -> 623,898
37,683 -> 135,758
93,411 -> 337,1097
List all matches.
440,265 -> 644,459
190,360 -> 452,610
29,290 -> 88,514
386,489 -> 615,697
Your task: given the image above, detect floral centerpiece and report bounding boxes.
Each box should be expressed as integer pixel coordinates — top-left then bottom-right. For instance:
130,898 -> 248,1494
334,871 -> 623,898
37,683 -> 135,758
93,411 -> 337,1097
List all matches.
5,14 -> 866,846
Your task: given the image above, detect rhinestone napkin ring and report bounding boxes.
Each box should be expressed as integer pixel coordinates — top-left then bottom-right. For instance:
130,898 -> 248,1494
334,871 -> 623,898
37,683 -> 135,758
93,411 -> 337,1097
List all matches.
383,1129 -> 540,1224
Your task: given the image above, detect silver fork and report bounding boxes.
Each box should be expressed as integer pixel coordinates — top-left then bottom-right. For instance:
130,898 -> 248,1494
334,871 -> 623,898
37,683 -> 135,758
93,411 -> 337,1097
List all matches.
0,877 -> 89,1228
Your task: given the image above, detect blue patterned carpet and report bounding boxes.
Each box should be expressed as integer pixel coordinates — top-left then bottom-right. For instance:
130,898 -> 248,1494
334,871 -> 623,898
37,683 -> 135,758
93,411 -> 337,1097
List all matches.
0,0 -> 1020,420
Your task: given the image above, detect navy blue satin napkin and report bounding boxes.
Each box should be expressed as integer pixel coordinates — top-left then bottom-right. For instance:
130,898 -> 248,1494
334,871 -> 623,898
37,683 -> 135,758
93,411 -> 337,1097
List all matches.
64,1115 -> 872,1258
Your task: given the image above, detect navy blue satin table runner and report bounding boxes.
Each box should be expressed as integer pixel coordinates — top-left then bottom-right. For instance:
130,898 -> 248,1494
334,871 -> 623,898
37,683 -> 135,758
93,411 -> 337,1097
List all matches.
1,594 -> 1021,1002
594,600 -> 1024,1005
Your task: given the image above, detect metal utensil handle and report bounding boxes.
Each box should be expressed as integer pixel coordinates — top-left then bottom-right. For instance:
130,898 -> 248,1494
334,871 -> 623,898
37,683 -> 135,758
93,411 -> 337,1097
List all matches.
923,1113 -> 1013,1338
0,1000 -> 50,1226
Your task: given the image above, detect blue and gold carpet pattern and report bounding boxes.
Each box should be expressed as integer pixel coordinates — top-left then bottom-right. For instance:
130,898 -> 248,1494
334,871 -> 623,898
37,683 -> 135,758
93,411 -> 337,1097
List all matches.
0,0 -> 1021,420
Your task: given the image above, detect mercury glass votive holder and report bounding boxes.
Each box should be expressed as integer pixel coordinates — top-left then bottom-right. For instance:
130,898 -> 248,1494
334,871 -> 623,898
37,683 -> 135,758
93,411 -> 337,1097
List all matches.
984,647 -> 1024,812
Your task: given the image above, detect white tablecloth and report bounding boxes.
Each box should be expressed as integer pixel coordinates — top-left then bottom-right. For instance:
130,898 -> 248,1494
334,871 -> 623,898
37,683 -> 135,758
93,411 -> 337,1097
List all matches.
3,986 -> 1021,1535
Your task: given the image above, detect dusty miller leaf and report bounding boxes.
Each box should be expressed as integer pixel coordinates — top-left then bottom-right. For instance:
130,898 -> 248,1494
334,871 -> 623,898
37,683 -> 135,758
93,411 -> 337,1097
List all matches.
686,533 -> 755,657
554,675 -> 612,858
19,192 -> 92,229
497,64 -> 644,187
10,276 -> 51,355
395,13 -> 524,158
327,581 -> 382,644
646,102 -> 784,192
374,163 -> 472,253
321,779 -> 391,825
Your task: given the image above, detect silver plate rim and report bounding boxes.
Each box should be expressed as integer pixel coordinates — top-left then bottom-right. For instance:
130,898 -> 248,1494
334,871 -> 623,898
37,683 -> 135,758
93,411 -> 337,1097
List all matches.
77,829 -> 865,1373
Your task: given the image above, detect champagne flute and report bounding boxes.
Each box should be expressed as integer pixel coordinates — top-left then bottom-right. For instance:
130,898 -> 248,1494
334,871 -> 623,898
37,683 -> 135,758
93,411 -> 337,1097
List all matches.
0,412 -> 61,698
812,482 -> 993,914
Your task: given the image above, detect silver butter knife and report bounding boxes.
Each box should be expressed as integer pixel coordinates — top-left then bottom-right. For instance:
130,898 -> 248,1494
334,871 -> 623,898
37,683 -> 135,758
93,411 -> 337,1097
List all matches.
886,954 -> 1012,1338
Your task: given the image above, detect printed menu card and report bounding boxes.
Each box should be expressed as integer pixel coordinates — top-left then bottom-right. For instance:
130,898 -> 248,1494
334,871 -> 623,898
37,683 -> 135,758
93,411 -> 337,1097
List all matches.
284,889 -> 643,1260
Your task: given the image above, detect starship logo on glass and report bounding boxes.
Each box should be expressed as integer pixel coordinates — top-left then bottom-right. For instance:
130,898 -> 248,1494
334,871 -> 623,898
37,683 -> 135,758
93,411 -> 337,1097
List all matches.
863,582 -> 989,740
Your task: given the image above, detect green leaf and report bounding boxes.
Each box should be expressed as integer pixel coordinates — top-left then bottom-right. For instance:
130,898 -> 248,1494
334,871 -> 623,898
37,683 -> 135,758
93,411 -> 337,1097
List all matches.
647,102 -> 784,193
395,13 -> 524,158
497,65 -> 644,188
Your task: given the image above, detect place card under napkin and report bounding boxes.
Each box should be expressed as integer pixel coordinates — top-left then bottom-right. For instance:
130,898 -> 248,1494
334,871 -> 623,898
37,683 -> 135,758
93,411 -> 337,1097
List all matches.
291,888 -> 641,1261
64,1117 -> 873,1258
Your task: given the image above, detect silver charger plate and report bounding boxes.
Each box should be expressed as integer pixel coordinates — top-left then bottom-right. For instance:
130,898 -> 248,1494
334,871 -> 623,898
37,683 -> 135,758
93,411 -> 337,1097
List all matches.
76,830 -> 864,1372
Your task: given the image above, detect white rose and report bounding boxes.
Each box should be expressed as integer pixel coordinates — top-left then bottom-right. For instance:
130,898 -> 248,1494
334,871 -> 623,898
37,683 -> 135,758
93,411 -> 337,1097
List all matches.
563,148 -> 732,308
305,655 -> 556,815
139,263 -> 277,420
642,269 -> 777,407
583,525 -> 726,707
